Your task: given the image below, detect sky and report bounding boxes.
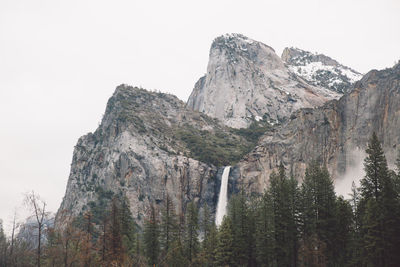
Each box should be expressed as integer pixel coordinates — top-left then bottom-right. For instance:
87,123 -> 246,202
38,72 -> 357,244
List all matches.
0,0 -> 399,233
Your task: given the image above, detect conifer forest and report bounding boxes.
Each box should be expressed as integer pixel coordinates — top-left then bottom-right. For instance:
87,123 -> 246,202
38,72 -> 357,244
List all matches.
1,133 -> 400,266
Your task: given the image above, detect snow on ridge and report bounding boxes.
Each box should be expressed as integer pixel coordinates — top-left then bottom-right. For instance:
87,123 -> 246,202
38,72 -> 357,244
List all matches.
285,48 -> 363,94
289,62 -> 362,84
340,67 -> 363,83
220,33 -> 255,44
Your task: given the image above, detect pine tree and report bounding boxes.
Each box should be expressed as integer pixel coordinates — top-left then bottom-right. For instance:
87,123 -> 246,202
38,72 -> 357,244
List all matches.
394,150 -> 400,196
229,190 -> 253,266
160,194 -> 178,260
362,198 -> 383,266
361,132 -> 390,201
201,204 -> 212,246
332,196 -> 353,266
349,182 -> 363,266
99,210 -> 109,265
120,196 -> 136,259
164,238 -> 187,267
215,216 -> 234,266
269,163 -> 299,267
110,197 -> 123,265
143,205 -> 160,266
397,150 -> 400,175
287,175 -> 300,267
359,133 -> 399,266
299,162 -> 336,265
81,211 -> 95,266
254,191 -> 275,266
298,233 -> 327,267
133,230 -> 146,265
359,133 -> 400,266
201,204 -> 217,266
184,201 -> 199,263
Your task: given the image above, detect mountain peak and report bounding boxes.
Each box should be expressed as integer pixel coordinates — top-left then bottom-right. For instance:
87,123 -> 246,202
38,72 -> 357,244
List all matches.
213,33 -> 276,53
214,33 -> 255,44
282,47 -> 363,94
209,33 -> 279,69
187,35 -> 339,128
212,33 -> 273,49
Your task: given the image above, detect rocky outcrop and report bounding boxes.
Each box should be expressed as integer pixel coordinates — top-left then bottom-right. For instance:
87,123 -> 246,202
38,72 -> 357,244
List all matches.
187,34 -> 339,128
236,63 -> 400,193
58,34 -> 399,227
58,85 -> 254,224
282,47 -> 363,94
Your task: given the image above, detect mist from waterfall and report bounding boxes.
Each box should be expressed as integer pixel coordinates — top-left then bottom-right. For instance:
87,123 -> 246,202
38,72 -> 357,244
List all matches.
215,166 -> 231,226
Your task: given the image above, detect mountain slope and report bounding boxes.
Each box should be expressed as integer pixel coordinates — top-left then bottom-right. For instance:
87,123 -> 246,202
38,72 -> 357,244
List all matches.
58,85 -> 261,223
235,63 -> 400,193
282,47 -> 363,94
58,35 -> 399,229
187,34 -> 339,128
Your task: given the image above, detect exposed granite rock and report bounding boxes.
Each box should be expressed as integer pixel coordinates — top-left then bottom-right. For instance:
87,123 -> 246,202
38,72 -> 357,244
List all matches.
282,47 -> 363,94
236,63 -> 400,193
58,85 -> 253,225
187,34 -> 339,129
58,34 -> 399,228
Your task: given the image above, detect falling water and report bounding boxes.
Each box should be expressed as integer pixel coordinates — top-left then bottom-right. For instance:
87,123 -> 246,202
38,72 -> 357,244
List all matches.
215,166 -> 231,226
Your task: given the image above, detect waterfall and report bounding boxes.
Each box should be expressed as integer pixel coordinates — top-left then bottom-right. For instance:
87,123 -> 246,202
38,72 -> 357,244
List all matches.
215,166 -> 231,226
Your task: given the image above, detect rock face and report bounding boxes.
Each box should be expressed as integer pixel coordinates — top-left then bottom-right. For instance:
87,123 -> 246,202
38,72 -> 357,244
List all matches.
236,63 -> 400,194
187,34 -> 339,128
282,47 -> 363,94
58,85 -> 254,224
58,34 -> 399,227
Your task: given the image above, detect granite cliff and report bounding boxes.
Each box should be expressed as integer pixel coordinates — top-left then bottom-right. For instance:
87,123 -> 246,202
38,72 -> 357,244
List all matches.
187,34 -> 340,128
235,63 -> 400,193
58,34 -> 398,226
58,85 -> 261,223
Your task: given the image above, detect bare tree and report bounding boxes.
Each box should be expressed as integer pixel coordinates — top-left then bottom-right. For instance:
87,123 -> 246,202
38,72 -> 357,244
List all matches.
8,211 -> 19,266
25,191 -> 49,267
0,219 -> 8,266
49,209 -> 83,267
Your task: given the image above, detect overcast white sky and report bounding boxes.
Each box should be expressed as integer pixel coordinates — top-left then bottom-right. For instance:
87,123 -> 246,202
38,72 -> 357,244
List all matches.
1,0 -> 399,233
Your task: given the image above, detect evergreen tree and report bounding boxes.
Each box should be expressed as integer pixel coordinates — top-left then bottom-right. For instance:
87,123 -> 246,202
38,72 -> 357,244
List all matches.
133,230 -> 146,265
298,233 -> 327,267
349,182 -> 363,266
160,194 -> 178,260
143,205 -> 160,266
99,209 -> 110,264
362,198 -> 384,266
397,150 -> 400,176
299,162 -> 336,265
7,135 -> 400,266
332,196 -> 353,266
164,238 -> 187,267
394,150 -> 400,196
361,132 -> 391,201
287,175 -> 300,267
120,196 -> 136,259
215,216 -> 234,266
254,191 -> 275,266
81,211 -> 95,266
201,204 -> 217,266
359,133 -> 400,266
228,190 -> 254,266
184,201 -> 199,263
269,163 -> 299,267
